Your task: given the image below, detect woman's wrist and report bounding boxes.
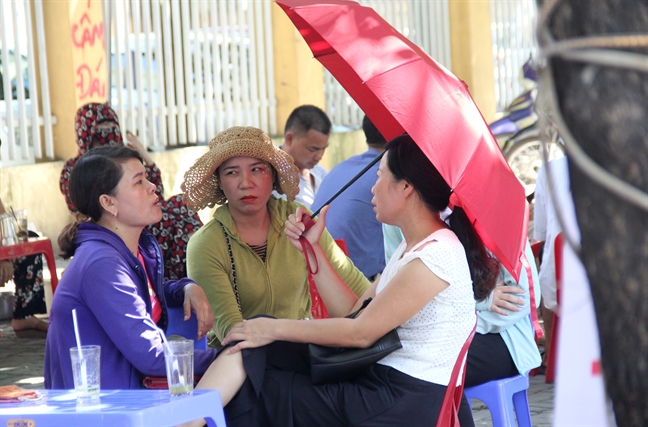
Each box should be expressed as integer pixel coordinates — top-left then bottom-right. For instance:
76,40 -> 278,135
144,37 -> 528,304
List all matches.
273,318 -> 298,343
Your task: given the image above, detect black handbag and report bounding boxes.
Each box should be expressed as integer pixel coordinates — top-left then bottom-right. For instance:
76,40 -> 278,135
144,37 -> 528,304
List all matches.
309,298 -> 402,385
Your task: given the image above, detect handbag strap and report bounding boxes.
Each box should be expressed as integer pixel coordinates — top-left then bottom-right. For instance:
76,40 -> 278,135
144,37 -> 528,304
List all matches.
346,297 -> 373,319
218,221 -> 242,315
299,236 -> 319,275
298,213 -> 319,275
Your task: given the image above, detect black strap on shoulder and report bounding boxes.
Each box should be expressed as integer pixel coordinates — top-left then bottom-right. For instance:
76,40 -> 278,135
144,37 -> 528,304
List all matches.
217,221 -> 242,314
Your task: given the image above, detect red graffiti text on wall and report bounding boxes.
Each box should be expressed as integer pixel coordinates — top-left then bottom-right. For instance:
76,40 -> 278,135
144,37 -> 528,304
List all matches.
71,12 -> 104,49
72,0 -> 107,101
76,57 -> 106,100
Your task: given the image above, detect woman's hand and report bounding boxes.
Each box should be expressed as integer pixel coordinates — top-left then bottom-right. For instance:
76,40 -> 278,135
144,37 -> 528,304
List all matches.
221,317 -> 277,353
0,260 -> 13,286
125,130 -> 155,166
182,283 -> 214,340
284,205 -> 329,252
490,281 -> 525,316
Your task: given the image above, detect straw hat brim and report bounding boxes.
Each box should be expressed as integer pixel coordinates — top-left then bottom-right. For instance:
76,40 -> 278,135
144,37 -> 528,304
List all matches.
181,126 -> 300,211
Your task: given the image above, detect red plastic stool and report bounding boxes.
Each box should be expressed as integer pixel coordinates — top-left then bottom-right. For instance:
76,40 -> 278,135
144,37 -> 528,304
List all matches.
436,317 -> 477,427
0,237 -> 59,294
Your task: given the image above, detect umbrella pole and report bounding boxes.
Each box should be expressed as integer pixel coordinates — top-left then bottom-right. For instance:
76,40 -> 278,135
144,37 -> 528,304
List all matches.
298,150 -> 386,272
303,150 -> 386,229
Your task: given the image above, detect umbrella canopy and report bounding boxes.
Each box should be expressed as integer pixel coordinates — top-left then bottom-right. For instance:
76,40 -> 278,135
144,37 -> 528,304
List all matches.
277,0 -> 529,280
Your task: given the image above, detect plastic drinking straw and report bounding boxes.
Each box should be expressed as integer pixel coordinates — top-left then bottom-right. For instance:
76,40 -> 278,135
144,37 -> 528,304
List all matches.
71,309 -> 88,390
72,309 -> 82,350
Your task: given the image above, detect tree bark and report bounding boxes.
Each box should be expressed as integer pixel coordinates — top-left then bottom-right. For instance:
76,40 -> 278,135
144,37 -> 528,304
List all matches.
540,0 -> 648,425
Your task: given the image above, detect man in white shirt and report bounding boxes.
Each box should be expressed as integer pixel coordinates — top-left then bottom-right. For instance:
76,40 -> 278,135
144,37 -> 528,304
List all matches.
534,156 -> 570,313
278,105 -> 331,208
533,155 -> 570,370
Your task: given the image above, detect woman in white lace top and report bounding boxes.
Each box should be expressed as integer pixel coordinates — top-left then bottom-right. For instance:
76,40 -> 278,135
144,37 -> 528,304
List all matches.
181,134 -> 500,427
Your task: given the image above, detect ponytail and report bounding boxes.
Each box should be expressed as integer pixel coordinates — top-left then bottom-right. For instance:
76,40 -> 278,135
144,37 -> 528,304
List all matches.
447,207 -> 499,301
58,222 -> 80,260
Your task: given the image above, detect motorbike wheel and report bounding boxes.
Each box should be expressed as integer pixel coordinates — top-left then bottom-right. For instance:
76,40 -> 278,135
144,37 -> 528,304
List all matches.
505,137 -> 565,199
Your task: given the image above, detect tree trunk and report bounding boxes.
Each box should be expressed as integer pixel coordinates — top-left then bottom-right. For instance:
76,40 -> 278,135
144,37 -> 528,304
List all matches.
540,0 -> 648,425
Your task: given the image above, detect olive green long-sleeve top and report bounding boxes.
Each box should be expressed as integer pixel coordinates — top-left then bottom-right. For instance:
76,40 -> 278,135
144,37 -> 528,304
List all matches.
187,196 -> 370,347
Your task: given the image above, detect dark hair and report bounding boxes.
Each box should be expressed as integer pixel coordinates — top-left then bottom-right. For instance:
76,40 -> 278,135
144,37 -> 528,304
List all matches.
284,105 -> 332,136
362,115 -> 387,148
58,146 -> 143,259
385,135 -> 499,301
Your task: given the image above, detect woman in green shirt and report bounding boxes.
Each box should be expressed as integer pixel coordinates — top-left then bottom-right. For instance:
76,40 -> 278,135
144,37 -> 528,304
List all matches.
182,127 -> 370,347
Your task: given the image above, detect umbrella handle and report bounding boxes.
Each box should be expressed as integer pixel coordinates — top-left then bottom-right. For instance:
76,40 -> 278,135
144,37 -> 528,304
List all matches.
301,213 -> 316,232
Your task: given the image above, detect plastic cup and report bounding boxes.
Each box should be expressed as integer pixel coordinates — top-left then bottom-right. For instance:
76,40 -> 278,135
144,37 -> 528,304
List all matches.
164,339 -> 194,397
14,209 -> 28,241
0,214 -> 18,246
70,345 -> 101,404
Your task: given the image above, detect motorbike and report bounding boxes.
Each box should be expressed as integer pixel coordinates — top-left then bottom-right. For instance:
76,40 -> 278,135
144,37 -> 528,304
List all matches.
489,59 -> 565,201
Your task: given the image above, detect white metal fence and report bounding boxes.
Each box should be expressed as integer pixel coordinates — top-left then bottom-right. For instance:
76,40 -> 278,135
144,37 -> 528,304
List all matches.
107,0 -> 277,150
0,0 -> 55,166
490,0 -> 539,111
323,0 -> 452,129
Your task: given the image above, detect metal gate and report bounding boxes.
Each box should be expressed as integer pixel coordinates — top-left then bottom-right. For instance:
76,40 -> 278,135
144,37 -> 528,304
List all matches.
107,0 -> 277,150
490,0 -> 539,111
0,0 -> 55,166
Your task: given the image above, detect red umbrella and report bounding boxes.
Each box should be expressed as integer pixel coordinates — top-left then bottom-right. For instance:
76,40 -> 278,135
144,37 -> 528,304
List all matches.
277,0 -> 529,280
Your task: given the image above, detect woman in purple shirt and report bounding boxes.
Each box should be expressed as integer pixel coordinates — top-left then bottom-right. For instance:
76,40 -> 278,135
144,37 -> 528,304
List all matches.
45,146 -> 218,390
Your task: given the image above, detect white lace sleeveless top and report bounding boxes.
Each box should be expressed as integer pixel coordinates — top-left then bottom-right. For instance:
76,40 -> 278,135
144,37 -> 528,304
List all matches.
377,228 -> 475,385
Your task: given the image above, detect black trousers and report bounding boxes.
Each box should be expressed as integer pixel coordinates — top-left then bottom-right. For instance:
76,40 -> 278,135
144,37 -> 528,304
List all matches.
225,341 -> 475,427
12,231 -> 46,320
464,332 -> 519,388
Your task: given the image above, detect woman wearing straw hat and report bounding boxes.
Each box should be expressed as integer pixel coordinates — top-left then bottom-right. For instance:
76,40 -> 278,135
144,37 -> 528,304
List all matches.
181,126 -> 370,347
45,146 -> 218,390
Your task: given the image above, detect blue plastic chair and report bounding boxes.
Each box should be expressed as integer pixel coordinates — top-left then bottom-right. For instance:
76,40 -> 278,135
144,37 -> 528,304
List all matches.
165,306 -> 208,350
464,374 -> 532,427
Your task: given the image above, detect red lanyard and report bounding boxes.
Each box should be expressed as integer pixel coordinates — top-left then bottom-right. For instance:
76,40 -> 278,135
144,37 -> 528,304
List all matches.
138,253 -> 162,323
521,253 -> 544,340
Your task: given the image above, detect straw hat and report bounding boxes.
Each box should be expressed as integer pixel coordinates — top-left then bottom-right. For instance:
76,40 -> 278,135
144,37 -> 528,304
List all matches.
181,126 -> 300,211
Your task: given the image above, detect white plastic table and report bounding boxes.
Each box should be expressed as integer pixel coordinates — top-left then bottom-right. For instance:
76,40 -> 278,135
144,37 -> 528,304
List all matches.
0,389 -> 226,426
